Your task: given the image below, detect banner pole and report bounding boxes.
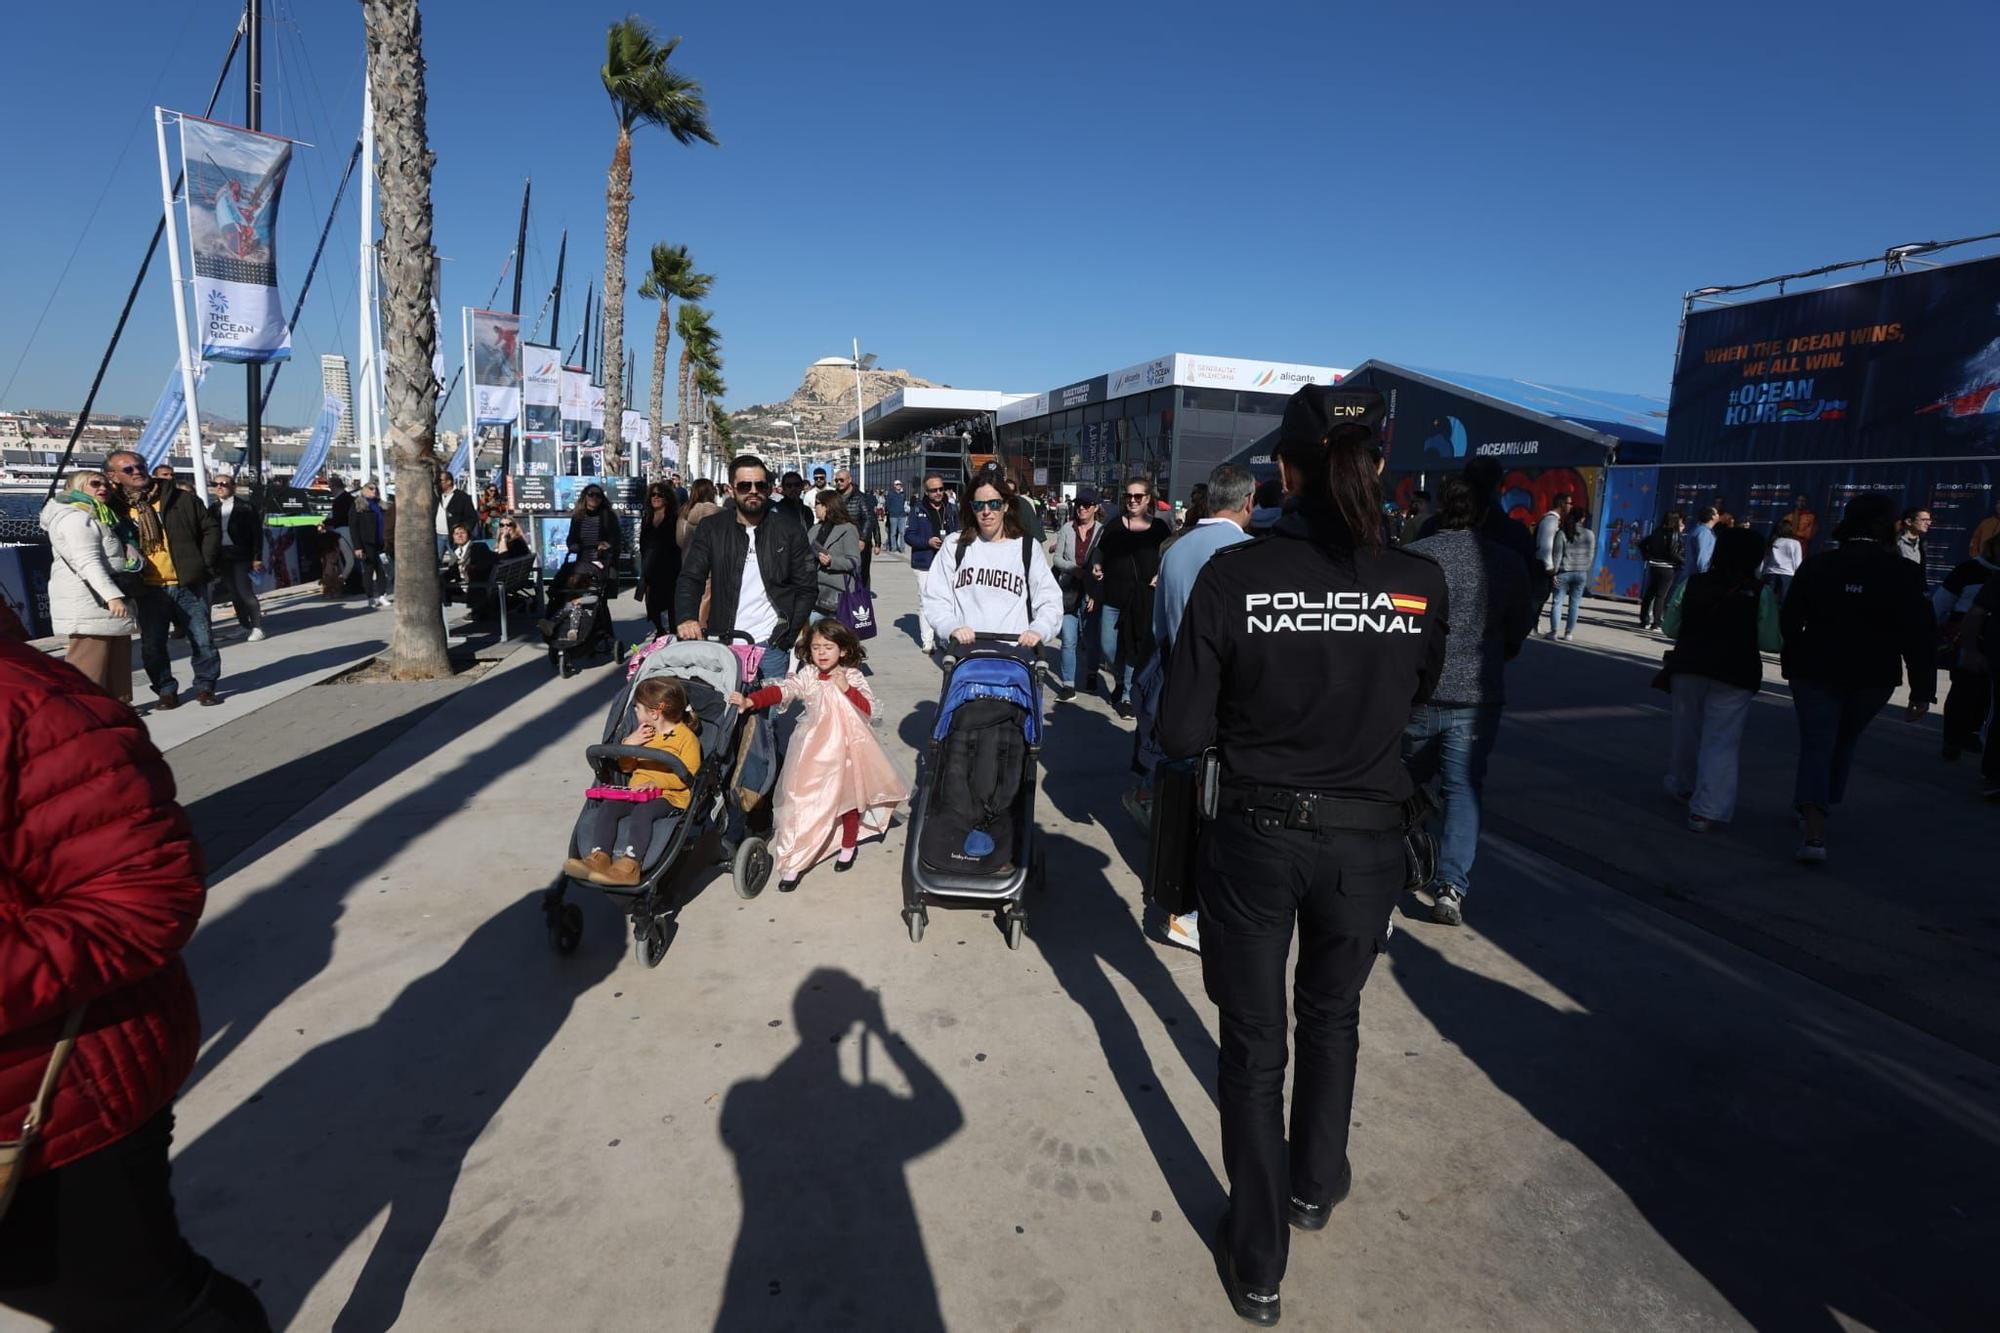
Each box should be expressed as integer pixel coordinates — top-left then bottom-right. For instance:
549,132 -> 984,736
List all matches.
462,307 -> 476,490
357,78 -> 378,486
155,109 -> 208,504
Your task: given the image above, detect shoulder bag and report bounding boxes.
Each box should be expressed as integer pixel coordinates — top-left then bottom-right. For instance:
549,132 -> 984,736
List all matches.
0,1008 -> 87,1222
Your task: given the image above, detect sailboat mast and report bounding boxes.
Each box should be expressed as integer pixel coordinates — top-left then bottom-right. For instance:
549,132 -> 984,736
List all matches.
239,0 -> 261,499
357,80 -> 381,485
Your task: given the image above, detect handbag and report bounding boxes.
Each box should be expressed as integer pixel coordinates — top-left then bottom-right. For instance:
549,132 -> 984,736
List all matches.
1144,756 -> 1203,917
836,573 -> 878,640
0,1008 -> 86,1222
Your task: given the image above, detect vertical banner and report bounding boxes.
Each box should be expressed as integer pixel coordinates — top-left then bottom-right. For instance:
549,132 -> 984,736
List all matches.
519,343 -> 562,478
178,115 -> 294,363
135,362 -> 209,470
288,392 -> 347,490
445,429 -> 475,484
468,308 -> 520,425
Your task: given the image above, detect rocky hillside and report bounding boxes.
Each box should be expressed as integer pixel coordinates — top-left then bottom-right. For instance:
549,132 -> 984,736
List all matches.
730,363 -> 940,447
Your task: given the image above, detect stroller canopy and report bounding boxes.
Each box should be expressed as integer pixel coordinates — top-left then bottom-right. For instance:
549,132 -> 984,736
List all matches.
934,655 -> 1041,746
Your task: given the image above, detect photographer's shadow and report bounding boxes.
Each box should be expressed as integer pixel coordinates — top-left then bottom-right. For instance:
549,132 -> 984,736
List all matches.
716,969 -> 963,1331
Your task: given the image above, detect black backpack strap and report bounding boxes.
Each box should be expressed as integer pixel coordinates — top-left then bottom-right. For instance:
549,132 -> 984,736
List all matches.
1022,536 -> 1035,626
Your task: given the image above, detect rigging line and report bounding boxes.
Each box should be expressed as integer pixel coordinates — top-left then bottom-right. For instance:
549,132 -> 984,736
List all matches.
40,21 -> 245,502
0,5 -> 207,409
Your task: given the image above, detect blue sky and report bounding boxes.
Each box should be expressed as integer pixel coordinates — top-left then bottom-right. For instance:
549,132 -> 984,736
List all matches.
2,0 -> 1996,428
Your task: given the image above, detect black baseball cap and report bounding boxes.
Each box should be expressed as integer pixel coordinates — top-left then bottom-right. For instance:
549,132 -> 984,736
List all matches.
1275,384 -> 1385,467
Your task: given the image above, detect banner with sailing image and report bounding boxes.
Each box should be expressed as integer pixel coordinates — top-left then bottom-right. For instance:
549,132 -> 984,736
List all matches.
136,362 -> 209,469
288,393 -> 347,491
469,308 -> 521,424
179,115 -> 293,363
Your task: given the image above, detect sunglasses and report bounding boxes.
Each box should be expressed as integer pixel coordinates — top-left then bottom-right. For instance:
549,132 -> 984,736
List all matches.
925,488 -> 945,495
113,465 -> 142,475
968,498 -> 1006,513
214,481 -> 233,488
734,479 -> 772,494
1125,493 -> 1149,503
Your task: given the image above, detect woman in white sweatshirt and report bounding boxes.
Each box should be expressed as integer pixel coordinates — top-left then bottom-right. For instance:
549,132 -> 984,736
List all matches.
922,474 -> 1062,649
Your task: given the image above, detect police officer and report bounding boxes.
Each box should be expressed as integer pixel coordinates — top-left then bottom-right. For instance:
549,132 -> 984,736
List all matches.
1159,384 -> 1447,1326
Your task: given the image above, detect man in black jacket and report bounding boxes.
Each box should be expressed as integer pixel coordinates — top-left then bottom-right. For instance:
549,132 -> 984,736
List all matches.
107,450 -> 223,708
436,471 -> 477,561
675,454 -> 814,655
208,473 -> 265,641
1780,494 -> 1935,862
832,468 -> 879,589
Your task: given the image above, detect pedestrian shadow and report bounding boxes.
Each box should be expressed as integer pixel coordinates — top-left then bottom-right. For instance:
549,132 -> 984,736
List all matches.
181,656 -> 601,1093
716,969 -> 962,1330
172,893 -> 618,1331
1390,904 -> 2000,1331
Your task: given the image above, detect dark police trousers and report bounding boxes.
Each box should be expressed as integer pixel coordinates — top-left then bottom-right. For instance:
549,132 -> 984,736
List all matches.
1198,804 -> 1404,1290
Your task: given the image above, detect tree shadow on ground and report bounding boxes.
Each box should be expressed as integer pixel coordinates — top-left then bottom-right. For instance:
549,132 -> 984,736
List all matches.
203,639 -> 388,697
716,968 -> 962,1330
1390,865 -> 2000,1332
181,656 -> 602,1093
173,893 -> 618,1331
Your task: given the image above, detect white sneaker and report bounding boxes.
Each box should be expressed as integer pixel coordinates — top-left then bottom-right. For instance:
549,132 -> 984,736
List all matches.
379,593 -> 393,604
1166,914 -> 1201,953
1559,631 -> 1573,641
245,627 -> 266,642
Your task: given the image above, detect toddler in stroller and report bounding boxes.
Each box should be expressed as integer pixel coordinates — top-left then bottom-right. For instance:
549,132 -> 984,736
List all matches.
543,637 -> 776,969
562,676 -> 701,887
542,557 -> 618,677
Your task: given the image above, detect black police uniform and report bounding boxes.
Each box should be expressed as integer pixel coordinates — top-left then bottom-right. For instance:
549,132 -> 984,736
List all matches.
1159,506 -> 1447,1296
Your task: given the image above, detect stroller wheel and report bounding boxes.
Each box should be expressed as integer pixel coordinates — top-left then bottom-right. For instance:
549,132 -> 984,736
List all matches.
905,908 -> 927,945
632,914 -> 675,969
732,837 -> 773,900
558,649 -> 571,679
549,902 -> 584,955
1004,910 -> 1025,952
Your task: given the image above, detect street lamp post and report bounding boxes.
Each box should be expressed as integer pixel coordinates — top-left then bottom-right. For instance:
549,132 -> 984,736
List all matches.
845,340 -> 877,489
771,417 -> 803,477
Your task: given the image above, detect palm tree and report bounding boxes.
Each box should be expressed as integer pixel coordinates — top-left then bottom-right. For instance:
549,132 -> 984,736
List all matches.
674,303 -> 716,474
361,0 -> 451,678
694,364 -> 727,464
636,242 -> 711,471
599,17 -> 715,475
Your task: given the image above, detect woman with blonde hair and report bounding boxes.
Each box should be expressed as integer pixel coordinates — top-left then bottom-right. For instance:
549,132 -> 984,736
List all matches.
37,469 -> 141,699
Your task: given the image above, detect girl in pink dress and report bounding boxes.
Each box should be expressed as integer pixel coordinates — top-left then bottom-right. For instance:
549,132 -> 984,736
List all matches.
730,619 -> 908,891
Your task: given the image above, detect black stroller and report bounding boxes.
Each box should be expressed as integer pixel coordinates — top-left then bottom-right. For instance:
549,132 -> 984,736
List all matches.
541,637 -> 775,968
901,641 -> 1047,949
541,557 -> 620,678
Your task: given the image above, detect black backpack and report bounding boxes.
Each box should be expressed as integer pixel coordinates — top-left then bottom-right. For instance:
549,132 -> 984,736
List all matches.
919,697 -> 1028,874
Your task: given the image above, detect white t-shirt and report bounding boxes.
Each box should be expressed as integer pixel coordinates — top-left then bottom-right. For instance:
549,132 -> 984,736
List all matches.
736,522 -> 780,645
435,496 -> 451,536
1763,536 -> 1803,576
923,533 -> 1062,644
217,497 -> 236,549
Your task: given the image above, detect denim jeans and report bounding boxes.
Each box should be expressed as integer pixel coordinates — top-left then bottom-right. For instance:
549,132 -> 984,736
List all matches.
1060,605 -> 1099,687
729,646 -> 793,844
1402,703 -> 1502,895
1549,571 -> 1588,636
1791,680 -> 1893,810
886,515 -> 906,552
134,583 -> 220,699
1099,603 -> 1133,694
1666,674 -> 1754,821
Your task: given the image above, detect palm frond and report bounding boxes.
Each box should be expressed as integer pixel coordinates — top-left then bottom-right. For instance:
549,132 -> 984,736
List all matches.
602,16 -> 718,144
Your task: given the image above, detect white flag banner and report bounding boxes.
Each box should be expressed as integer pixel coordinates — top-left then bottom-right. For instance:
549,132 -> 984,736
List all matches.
289,392 -> 346,490
560,367 -> 592,444
179,115 -> 294,363
468,308 -> 520,425
135,362 -> 209,470
521,344 -> 561,436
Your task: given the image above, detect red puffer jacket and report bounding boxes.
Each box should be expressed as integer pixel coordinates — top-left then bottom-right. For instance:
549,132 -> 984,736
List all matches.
0,640 -> 204,1176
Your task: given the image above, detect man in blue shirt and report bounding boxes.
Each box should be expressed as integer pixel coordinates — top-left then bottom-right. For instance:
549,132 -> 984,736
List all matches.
884,480 -> 908,553
1679,506 -> 1720,589
1140,462 -> 1256,953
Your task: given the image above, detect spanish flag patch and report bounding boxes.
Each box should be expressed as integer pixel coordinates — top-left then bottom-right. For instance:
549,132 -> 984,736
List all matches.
1388,593 -> 1429,615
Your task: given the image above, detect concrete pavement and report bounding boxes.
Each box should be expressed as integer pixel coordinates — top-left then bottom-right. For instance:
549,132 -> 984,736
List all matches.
10,562 -> 1996,1331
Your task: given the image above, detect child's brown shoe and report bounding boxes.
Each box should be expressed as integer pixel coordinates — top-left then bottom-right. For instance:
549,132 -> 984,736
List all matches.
564,849 -> 611,880
591,855 -> 642,887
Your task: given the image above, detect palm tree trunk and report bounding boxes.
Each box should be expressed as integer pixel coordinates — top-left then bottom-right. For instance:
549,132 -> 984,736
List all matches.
648,301 -> 670,468
600,127 -> 632,471
677,343 -> 691,477
362,0 -> 451,679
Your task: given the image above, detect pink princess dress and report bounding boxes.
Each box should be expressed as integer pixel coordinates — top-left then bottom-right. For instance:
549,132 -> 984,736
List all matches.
751,666 -> 909,881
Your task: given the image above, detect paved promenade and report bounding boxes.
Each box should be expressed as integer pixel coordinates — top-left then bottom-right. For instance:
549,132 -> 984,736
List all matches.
9,570 -> 1995,1331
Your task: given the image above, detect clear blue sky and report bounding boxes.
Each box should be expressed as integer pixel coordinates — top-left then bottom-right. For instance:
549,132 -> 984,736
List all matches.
2,0 -> 1996,428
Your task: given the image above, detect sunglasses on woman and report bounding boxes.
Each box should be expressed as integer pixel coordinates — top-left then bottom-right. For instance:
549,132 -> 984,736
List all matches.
1125,493 -> 1148,504
968,498 -> 1006,513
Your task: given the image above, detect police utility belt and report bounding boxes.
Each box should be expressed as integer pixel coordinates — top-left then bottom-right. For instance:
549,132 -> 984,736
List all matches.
1143,752 -> 1438,917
